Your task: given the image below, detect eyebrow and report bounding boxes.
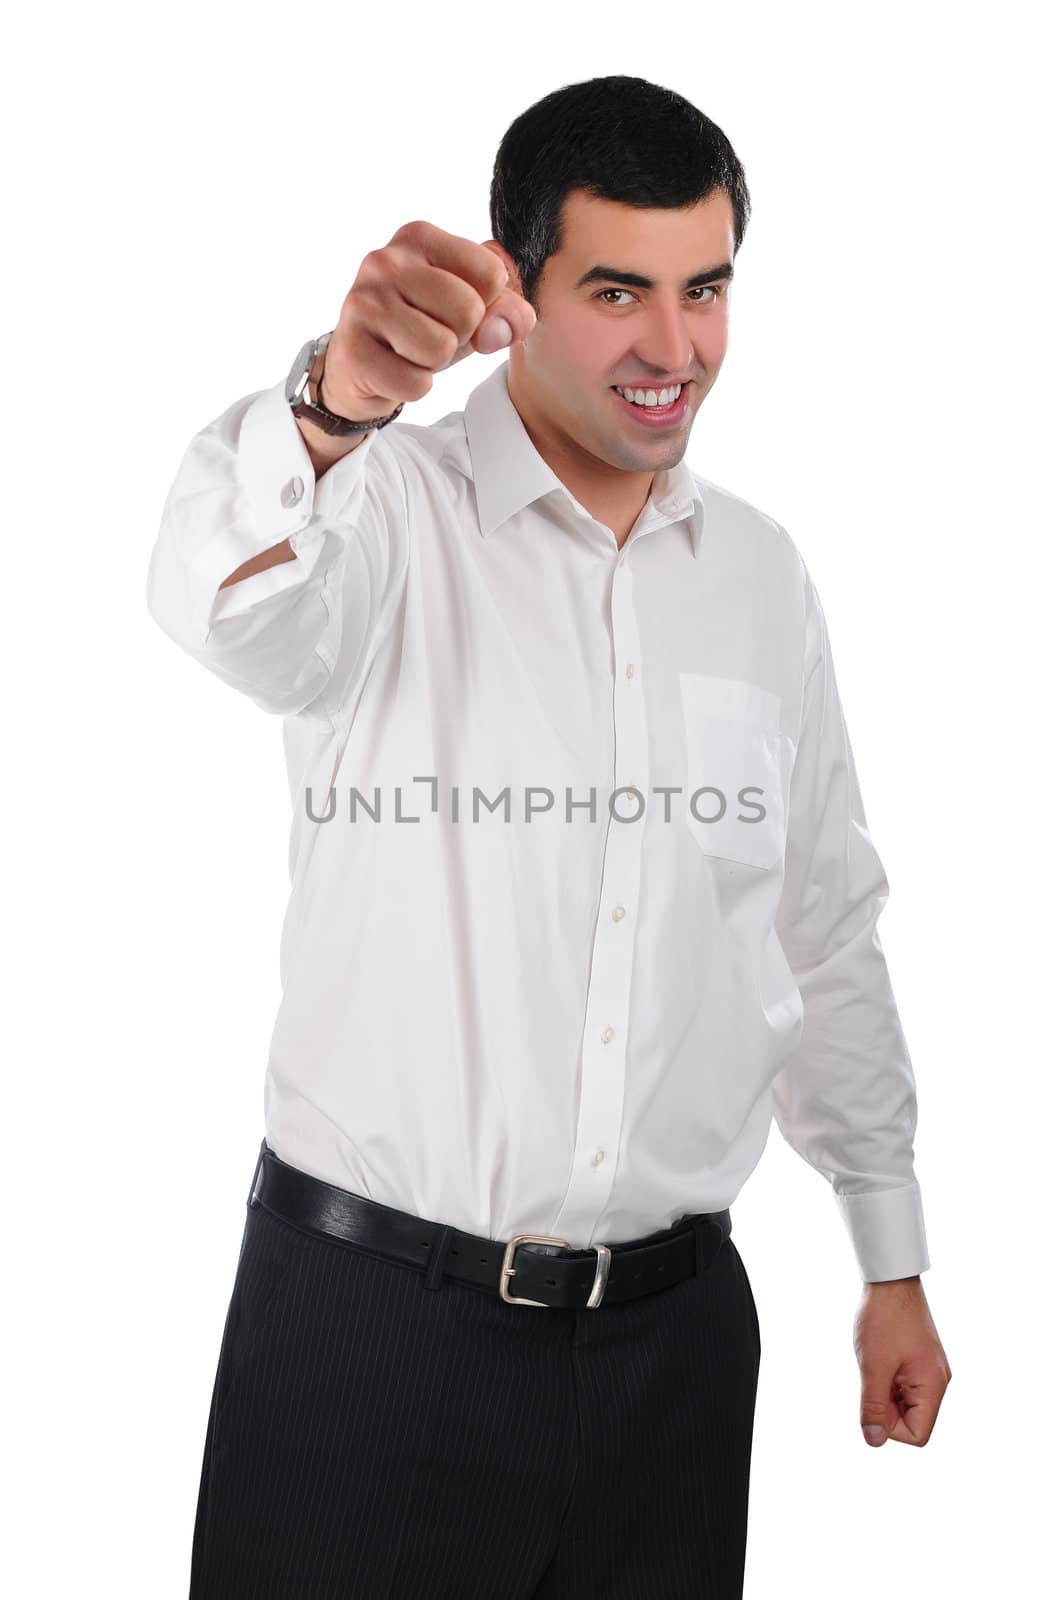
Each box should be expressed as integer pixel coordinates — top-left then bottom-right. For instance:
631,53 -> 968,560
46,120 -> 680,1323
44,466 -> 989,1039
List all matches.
575,260 -> 734,291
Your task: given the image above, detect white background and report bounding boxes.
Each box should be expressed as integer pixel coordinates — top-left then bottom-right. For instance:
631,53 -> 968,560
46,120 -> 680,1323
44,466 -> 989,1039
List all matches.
5,1 -> 1058,1593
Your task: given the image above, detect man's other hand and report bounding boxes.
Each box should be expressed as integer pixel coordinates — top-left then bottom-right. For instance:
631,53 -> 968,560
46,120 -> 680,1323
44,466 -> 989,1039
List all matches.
854,1276 -> 952,1447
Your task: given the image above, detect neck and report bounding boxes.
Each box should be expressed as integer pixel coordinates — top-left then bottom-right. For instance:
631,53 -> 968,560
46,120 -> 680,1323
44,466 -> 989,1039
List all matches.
504,359 -> 655,549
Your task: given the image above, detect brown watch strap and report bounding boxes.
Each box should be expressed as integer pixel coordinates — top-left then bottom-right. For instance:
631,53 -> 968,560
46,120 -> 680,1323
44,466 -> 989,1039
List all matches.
295,347 -> 405,436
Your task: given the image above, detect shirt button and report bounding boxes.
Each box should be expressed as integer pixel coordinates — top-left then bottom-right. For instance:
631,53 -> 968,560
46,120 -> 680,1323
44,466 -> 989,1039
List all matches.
592,1149 -> 606,1166
280,475 -> 305,508
601,1025 -> 615,1043
625,662 -> 635,679
611,905 -> 626,922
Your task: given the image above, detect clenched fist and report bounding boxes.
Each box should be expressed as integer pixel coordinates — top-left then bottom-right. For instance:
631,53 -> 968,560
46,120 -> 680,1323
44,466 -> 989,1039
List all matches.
319,220 -> 538,423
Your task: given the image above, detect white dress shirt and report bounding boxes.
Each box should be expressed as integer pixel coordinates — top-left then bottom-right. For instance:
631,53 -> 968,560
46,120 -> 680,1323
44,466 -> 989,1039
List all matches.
146,356 -> 931,1283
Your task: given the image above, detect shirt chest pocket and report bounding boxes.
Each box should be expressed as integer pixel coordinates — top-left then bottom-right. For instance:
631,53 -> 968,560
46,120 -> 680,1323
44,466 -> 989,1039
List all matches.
678,673 -> 796,871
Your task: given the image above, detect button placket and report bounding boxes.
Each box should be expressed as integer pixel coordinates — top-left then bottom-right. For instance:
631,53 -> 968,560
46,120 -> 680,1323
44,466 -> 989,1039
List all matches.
551,556 -> 649,1242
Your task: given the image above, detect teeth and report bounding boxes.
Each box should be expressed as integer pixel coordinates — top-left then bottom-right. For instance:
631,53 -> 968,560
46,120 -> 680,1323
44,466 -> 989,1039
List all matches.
613,383 -> 683,407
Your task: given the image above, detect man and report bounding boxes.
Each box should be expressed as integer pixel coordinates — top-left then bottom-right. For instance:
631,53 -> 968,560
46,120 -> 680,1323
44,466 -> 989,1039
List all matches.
148,73 -> 951,1600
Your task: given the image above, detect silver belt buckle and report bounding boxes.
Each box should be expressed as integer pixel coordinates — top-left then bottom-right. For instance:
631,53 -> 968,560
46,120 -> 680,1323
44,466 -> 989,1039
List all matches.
499,1233 -> 612,1309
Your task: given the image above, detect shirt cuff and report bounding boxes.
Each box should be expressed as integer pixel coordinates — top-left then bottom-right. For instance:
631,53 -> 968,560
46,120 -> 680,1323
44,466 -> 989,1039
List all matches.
834,1181 -> 931,1282
190,378 -> 381,631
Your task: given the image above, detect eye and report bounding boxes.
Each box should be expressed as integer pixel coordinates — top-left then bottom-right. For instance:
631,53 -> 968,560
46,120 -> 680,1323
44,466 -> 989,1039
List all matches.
595,285 -> 724,306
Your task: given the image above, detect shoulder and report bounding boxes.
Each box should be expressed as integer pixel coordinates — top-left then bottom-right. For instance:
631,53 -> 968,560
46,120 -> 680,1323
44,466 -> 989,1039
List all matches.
366,406 -> 472,518
690,470 -> 811,594
380,405 -> 470,475
691,471 -> 800,558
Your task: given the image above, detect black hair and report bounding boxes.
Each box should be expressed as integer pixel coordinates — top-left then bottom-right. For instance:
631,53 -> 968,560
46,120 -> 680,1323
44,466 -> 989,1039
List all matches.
489,75 -> 751,312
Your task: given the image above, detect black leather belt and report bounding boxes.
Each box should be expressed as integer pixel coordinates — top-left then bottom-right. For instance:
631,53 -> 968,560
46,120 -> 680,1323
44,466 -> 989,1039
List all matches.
248,1140 -> 732,1311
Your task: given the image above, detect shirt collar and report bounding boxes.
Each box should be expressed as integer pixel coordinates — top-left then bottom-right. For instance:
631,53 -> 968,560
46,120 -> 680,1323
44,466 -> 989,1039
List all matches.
460,359 -> 705,559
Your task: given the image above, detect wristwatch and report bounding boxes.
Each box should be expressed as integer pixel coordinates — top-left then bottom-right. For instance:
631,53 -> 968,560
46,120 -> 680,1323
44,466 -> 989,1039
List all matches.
285,331 -> 405,436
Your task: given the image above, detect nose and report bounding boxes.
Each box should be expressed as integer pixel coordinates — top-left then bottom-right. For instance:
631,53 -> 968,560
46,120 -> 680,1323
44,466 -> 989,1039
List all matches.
631,301 -> 695,383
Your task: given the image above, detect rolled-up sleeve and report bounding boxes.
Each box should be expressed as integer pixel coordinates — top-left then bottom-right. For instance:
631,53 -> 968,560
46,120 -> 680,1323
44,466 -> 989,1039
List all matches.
145,377 -> 408,719
771,562 -> 931,1283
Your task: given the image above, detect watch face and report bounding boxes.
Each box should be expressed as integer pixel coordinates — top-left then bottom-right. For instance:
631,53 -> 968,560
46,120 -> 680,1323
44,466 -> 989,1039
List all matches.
285,338 -> 318,404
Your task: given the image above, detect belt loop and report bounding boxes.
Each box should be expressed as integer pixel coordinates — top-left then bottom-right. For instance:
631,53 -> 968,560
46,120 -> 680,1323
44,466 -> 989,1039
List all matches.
246,1137 -> 268,1207
423,1223 -> 454,1291
692,1216 -> 709,1277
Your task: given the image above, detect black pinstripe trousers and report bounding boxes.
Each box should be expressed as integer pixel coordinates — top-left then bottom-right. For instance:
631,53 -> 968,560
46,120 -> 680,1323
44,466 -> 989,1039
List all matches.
189,1169 -> 761,1598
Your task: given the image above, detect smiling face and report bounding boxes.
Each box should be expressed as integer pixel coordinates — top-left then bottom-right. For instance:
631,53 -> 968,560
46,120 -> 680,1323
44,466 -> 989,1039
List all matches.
498,186 -> 734,480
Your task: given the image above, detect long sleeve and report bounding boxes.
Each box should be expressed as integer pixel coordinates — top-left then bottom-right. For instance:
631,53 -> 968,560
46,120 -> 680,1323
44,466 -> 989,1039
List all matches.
771,561 -> 931,1283
145,376 -> 409,719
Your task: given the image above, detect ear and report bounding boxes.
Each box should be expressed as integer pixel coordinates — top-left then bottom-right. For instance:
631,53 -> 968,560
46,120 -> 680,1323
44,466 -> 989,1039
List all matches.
481,239 -> 519,287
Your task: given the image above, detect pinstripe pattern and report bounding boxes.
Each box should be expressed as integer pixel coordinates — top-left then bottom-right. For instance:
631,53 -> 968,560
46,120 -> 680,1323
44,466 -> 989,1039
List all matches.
190,1185 -> 760,1598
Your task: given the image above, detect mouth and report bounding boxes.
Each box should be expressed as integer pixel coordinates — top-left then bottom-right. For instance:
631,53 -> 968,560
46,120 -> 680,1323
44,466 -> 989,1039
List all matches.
610,380 -> 691,428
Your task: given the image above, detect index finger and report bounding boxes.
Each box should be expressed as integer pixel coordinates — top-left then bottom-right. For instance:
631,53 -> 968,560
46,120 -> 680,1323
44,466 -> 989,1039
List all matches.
391,219 -> 510,307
